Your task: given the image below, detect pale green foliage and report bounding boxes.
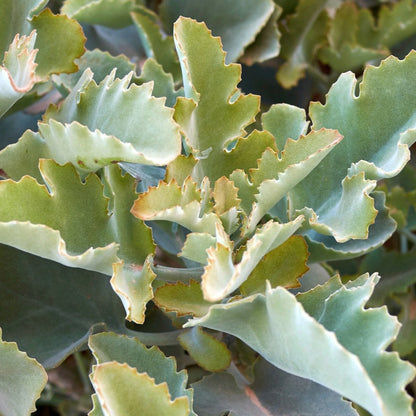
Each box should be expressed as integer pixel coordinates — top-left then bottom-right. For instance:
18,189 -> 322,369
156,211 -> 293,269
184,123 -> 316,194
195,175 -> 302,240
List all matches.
89,332 -> 194,415
188,275 -> 416,415
277,0 -> 336,88
1,1 -> 416,415
201,217 -> 304,301
178,327 -> 231,372
0,329 -> 47,416
62,0 -> 143,28
45,69 -> 181,166
91,362 -> 190,416
161,0 -> 279,63
0,31 -> 38,117
111,257 -> 155,324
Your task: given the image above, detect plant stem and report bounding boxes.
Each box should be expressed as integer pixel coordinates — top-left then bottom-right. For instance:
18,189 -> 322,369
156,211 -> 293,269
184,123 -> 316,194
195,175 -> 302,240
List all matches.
226,361 -> 250,387
74,352 -> 92,394
306,65 -> 332,92
152,264 -> 204,282
400,232 -> 408,254
400,228 -> 416,245
125,329 -> 184,346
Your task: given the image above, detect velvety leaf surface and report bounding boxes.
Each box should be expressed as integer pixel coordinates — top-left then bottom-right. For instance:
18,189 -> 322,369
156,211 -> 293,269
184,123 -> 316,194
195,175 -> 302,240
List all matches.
45,69 -> 181,166
0,125 -> 60,180
277,0 -> 335,88
0,3 -> 85,82
241,5 -> 281,65
179,232 -> 216,265
361,247 -> 416,306
165,155 -> 197,186
187,275 -> 416,416
246,128 -> 342,233
0,160 -> 153,273
210,130 -> 278,183
0,0 -> 46,54
38,120 -> 175,173
261,103 -> 309,151
91,362 -> 190,416
317,0 -> 416,77
132,7 -> 182,83
0,328 -> 47,416
30,9 -> 86,79
137,58 -> 183,107
111,257 -> 155,324
305,192 -> 396,262
193,358 -> 359,416
62,0 -> 141,28
99,164 -> 155,263
53,49 -> 136,94
1,117 -> 177,178
201,217 -> 304,301
132,178 -> 221,235
173,17 -> 260,183
0,244 -> 127,368
308,53 -> 416,184
289,53 -> 416,253
161,0 -> 276,63
178,327 -> 231,372
154,280 -> 214,318
375,0 -> 416,48
0,32 -> 38,117
89,394 -> 105,416
240,235 -> 309,295
343,0 -> 416,53
89,332 -> 194,413
317,2 -> 387,73
298,274 -> 416,415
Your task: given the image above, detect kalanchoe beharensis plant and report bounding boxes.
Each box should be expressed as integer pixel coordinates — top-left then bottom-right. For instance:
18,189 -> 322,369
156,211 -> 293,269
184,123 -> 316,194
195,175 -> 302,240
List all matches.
2,1 -> 416,415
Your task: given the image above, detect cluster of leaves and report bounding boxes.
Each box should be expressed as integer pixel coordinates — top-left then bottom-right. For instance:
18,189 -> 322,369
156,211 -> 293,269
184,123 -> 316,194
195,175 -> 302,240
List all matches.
2,0 -> 416,415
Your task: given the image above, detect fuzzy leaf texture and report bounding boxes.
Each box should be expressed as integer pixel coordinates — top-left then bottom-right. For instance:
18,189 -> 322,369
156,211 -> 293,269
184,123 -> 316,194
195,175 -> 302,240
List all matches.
173,17 -> 260,183
44,68 -> 181,167
91,362 -> 190,416
0,328 -> 47,416
200,216 -> 304,301
0,32 -> 38,117
62,0 -> 142,28
131,177 -> 221,235
277,0 -> 339,88
0,161 -> 154,274
0,1 -> 85,81
160,0 -> 279,64
187,274 -> 416,415
287,53 -> 416,259
89,332 -> 195,415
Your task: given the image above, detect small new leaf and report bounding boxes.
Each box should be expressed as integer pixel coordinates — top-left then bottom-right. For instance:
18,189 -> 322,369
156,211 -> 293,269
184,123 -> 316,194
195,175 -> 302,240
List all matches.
0,32 -> 38,117
202,216 -> 304,301
131,178 -> 221,235
111,257 -> 155,324
240,235 -> 309,296
178,327 -> 231,372
154,280 -> 214,318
